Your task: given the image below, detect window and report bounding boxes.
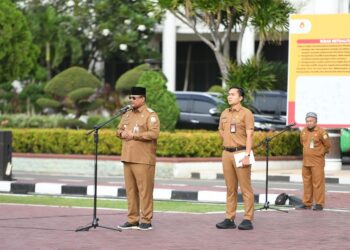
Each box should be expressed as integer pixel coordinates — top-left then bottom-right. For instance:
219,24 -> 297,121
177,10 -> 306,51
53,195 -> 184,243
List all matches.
177,99 -> 191,112
192,100 -> 215,114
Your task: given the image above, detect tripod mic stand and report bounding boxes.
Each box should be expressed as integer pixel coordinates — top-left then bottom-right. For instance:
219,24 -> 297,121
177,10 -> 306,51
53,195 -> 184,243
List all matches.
255,123 -> 295,213
76,106 -> 131,232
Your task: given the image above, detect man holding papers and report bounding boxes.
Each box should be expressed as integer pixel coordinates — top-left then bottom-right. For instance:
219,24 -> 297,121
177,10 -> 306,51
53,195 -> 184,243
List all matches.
215,86 -> 255,231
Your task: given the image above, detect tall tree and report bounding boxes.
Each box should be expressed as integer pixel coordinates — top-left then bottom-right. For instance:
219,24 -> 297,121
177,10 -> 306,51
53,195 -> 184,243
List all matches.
0,0 -> 38,83
16,1 -> 82,80
159,0 -> 244,81
71,0 -> 161,73
15,0 -> 161,80
158,0 -> 294,81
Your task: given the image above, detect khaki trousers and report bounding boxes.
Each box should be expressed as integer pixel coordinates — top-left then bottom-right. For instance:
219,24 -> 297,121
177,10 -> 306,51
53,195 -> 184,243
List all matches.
123,162 -> 155,224
222,150 -> 254,221
302,165 -> 325,207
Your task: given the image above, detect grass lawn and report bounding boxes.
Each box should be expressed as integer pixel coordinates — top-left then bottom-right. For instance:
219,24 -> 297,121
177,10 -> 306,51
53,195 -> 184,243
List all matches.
0,194 -> 232,213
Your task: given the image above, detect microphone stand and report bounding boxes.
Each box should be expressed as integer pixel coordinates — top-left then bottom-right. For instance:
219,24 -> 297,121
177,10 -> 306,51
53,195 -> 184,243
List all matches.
76,106 -> 131,232
254,124 -> 295,213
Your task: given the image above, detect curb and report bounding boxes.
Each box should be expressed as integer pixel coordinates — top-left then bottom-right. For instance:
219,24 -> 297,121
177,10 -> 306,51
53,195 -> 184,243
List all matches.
0,181 -> 277,204
196,173 -> 346,184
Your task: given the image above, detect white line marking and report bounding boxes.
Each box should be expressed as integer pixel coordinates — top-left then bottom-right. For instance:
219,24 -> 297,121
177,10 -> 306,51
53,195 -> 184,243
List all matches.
328,191 -> 350,194
58,179 -> 84,183
270,188 -> 298,191
16,177 -> 34,181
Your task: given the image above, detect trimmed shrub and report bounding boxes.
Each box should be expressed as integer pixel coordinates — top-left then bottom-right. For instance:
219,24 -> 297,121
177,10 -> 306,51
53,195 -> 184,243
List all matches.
10,129 -> 301,157
68,87 -> 96,101
45,66 -> 101,97
38,66 -> 103,118
115,64 -> 151,91
36,98 -> 61,109
137,71 -> 179,131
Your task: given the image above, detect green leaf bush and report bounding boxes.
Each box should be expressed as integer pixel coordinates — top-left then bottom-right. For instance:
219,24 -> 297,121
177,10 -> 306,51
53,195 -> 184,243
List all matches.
0,114 -> 63,128
45,66 -> 101,97
137,71 -> 180,131
37,66 -> 102,118
9,129 -> 301,157
36,98 -> 61,109
115,64 -> 151,91
57,119 -> 87,129
68,87 -> 96,101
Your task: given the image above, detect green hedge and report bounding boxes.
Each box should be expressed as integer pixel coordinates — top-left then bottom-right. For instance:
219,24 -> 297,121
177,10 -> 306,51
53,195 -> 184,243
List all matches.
8,129 -> 301,157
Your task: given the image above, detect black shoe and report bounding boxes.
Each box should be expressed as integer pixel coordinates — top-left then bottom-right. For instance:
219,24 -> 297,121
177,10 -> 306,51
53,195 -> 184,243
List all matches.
139,223 -> 152,231
216,219 -> 236,229
238,219 -> 253,230
312,204 -> 323,211
117,221 -> 139,230
296,204 -> 311,210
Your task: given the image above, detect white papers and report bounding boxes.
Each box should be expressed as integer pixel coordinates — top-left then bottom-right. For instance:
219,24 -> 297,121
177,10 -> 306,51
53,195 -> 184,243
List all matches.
233,151 -> 255,167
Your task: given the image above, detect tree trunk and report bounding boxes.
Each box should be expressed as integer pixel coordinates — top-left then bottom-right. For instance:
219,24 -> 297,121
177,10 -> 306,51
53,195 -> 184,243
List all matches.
45,42 -> 51,80
223,38 -> 230,62
213,49 -> 229,86
26,97 -> 30,115
256,37 -> 265,62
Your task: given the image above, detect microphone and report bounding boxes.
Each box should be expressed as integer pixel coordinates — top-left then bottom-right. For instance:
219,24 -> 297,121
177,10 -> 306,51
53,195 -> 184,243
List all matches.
287,122 -> 296,127
120,105 -> 132,114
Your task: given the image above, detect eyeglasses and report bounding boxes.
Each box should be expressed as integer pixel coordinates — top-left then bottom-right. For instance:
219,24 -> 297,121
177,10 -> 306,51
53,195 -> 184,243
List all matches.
129,95 -> 142,100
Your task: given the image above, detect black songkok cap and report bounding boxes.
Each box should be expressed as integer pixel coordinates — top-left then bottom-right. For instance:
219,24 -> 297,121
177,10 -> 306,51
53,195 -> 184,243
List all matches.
131,87 -> 146,96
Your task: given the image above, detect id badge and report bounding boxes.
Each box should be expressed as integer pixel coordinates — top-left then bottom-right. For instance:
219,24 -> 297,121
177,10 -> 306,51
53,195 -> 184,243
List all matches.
310,139 -> 314,149
230,123 -> 236,133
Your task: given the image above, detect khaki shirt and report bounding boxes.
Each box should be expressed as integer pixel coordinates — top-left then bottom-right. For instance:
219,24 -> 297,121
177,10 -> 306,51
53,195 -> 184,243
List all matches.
300,126 -> 331,167
117,104 -> 160,165
219,105 -> 254,147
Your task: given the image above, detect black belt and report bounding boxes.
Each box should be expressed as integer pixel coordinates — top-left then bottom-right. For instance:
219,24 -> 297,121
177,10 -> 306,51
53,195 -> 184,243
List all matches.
223,146 -> 246,152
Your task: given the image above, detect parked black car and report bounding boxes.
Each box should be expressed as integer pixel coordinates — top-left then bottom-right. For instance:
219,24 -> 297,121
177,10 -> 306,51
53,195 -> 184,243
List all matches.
252,90 -> 287,116
175,91 -> 222,130
251,90 -> 287,130
174,91 -> 287,131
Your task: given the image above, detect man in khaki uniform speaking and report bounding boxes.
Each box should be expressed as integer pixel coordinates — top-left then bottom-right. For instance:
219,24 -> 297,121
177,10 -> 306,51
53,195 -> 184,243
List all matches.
216,86 -> 255,230
116,87 -> 160,230
298,112 -> 330,211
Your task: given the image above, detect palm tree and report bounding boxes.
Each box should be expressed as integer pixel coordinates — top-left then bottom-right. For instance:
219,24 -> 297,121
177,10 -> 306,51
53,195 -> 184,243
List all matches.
159,0 -> 244,81
251,0 -> 294,61
159,0 -> 294,82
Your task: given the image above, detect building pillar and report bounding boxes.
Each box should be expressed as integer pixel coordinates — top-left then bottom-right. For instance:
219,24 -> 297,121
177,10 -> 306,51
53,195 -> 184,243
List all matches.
162,11 -> 176,91
241,23 -> 255,64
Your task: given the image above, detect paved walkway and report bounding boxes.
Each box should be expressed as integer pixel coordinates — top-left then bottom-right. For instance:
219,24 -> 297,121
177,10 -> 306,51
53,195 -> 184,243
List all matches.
0,203 -> 349,250
1,154 -> 350,249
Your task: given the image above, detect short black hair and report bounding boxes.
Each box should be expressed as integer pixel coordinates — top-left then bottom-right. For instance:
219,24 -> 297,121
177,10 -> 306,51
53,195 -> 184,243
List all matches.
228,86 -> 245,99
